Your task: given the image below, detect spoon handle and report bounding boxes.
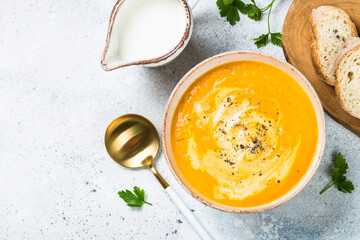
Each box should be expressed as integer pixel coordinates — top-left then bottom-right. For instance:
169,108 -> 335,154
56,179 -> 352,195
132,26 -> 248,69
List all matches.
165,187 -> 213,240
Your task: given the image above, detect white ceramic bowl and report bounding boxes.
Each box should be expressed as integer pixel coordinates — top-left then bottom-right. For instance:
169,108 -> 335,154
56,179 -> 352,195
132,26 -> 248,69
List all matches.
162,51 -> 326,213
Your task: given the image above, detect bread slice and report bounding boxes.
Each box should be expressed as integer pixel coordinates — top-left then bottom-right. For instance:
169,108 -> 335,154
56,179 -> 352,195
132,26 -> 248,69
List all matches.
334,37 -> 360,119
310,6 -> 358,86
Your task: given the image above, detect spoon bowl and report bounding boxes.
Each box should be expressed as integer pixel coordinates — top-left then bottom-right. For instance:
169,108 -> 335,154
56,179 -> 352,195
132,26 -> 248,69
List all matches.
105,114 -> 159,168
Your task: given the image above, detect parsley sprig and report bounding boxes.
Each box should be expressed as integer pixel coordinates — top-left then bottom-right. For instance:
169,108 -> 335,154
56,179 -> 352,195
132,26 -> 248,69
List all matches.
216,0 -> 282,48
118,186 -> 152,207
253,0 -> 282,48
320,153 -> 354,195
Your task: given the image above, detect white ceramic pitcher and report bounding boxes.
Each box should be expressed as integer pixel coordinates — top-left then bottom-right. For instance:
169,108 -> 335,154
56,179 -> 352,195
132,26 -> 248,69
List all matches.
101,0 -> 200,71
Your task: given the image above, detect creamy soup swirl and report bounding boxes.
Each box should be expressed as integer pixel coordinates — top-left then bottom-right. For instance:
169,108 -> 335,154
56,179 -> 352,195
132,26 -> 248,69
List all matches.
186,87 -> 299,200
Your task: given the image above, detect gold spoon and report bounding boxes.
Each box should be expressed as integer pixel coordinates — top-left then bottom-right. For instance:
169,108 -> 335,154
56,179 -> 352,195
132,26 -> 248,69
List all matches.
105,114 -> 213,240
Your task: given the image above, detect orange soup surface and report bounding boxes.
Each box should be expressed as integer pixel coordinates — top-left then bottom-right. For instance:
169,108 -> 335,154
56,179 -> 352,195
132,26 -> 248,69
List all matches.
171,61 -> 318,207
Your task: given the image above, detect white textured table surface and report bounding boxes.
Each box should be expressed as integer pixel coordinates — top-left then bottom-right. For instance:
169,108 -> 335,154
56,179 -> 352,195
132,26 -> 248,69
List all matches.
1,0 -> 359,239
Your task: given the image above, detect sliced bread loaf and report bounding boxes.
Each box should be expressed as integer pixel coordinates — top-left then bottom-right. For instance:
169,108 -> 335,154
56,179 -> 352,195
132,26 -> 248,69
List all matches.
335,37 -> 360,119
310,6 -> 358,86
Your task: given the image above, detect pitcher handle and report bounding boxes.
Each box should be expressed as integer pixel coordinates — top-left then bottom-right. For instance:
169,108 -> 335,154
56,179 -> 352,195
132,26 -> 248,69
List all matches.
187,0 -> 200,9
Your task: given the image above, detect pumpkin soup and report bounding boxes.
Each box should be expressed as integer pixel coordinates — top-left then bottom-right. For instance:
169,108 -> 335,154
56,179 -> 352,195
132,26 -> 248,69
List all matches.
171,61 -> 318,207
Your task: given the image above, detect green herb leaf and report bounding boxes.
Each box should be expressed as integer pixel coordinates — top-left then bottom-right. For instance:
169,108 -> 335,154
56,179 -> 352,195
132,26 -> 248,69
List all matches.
334,152 -> 346,168
331,168 -> 346,183
254,33 -> 269,48
118,186 -> 152,208
133,186 -> 145,202
334,152 -> 348,174
320,153 -> 354,195
270,32 -> 282,47
337,180 -> 354,193
223,0 -> 234,5
234,0 -> 247,14
217,0 -> 241,26
246,4 -> 262,21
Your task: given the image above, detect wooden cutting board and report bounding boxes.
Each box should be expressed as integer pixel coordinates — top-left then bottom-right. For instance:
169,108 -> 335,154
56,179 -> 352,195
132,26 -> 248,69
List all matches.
282,0 -> 360,137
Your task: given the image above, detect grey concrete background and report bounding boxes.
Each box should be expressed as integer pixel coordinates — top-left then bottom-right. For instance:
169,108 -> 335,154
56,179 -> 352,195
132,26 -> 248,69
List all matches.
0,0 -> 359,239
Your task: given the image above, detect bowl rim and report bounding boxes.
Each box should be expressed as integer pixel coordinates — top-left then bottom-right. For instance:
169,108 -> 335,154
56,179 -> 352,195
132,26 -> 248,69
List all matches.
100,0 -> 193,71
161,51 -> 326,213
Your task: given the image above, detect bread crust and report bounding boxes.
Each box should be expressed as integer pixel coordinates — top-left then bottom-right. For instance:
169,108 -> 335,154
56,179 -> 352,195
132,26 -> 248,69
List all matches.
310,27 -> 328,84
335,43 -> 360,119
310,6 -> 358,86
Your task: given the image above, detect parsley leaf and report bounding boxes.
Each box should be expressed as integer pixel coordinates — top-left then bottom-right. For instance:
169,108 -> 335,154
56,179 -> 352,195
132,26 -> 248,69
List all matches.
245,4 -> 261,21
254,34 -> 269,48
234,0 -> 247,14
331,168 -> 346,183
217,0 -> 241,26
270,32 -> 282,47
337,180 -> 354,193
320,153 -> 355,195
334,152 -> 348,174
223,0 -> 234,4
118,186 -> 152,207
